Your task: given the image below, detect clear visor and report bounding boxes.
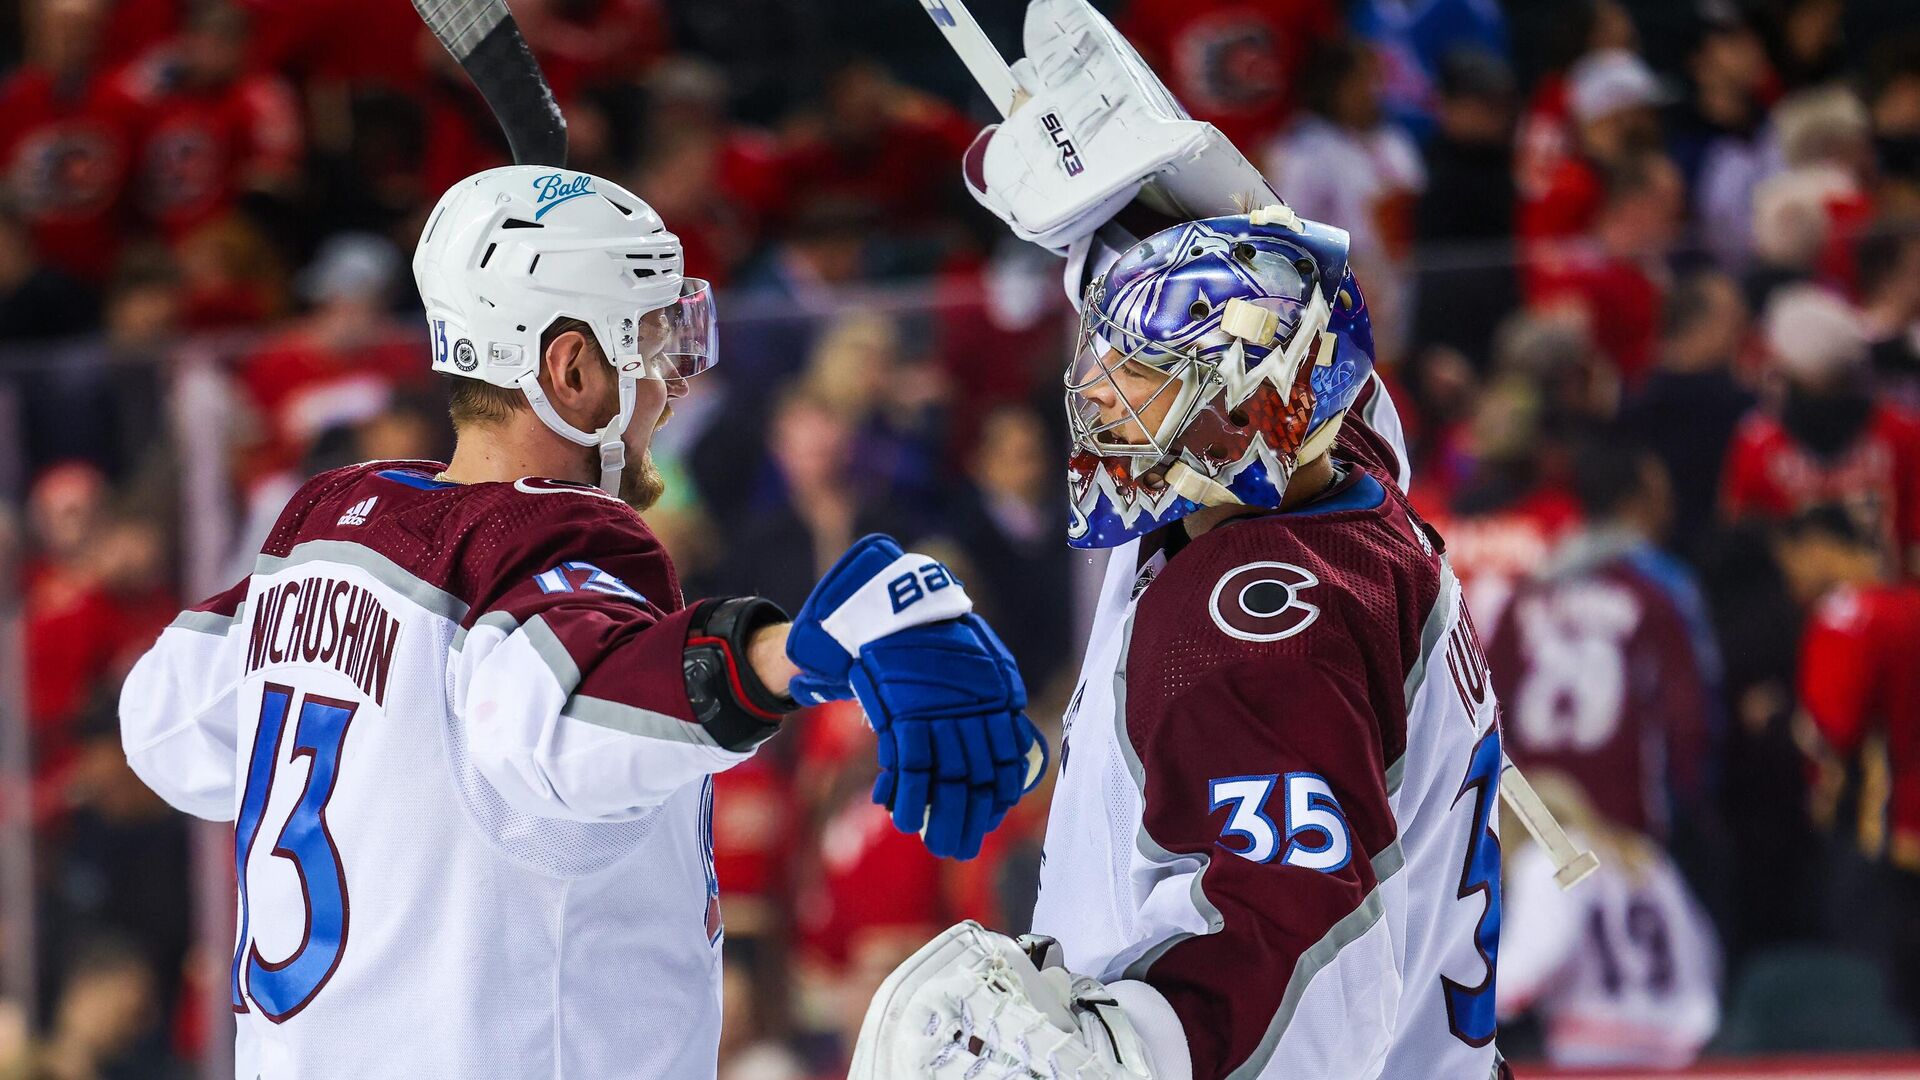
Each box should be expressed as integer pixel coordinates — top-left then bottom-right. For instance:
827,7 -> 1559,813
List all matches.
618,277 -> 717,381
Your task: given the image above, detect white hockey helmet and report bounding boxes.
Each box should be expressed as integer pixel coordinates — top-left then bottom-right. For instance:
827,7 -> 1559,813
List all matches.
412,165 -> 716,492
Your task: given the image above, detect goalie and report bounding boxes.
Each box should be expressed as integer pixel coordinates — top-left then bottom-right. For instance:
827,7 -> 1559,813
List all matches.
853,3 -> 1516,1078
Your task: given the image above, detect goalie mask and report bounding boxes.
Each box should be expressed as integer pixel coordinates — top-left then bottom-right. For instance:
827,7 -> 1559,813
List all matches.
413,166 -> 716,493
1066,208 -> 1375,548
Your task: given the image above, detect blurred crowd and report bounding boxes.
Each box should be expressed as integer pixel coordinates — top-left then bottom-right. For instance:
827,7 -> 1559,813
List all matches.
3,0 -> 1920,1075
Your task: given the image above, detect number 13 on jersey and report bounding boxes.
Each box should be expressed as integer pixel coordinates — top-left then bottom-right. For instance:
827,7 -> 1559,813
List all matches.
232,683 -> 359,1021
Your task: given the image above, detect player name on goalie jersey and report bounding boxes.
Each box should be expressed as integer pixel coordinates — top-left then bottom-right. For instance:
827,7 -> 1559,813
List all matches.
243,574 -> 402,705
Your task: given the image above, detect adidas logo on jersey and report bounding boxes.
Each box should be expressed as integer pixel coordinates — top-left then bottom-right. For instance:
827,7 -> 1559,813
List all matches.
337,496 -> 379,527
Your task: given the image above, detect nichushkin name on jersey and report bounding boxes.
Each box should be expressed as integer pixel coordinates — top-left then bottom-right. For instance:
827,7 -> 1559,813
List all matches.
246,575 -> 401,705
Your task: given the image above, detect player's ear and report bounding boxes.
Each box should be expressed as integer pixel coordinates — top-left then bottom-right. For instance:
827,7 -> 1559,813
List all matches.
541,329 -> 593,405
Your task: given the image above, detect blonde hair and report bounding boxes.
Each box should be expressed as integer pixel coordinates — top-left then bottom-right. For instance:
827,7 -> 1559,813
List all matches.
1773,86 -> 1870,168
802,312 -> 899,416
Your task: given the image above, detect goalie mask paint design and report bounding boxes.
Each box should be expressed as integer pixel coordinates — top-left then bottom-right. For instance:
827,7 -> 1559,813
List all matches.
1065,211 -> 1375,548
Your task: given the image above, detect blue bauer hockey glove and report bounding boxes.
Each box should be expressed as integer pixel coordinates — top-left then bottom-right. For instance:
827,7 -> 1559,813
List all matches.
788,535 -> 1048,860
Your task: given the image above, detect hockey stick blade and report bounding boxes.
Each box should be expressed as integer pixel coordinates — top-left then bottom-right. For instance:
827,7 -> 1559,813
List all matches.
412,0 -> 567,166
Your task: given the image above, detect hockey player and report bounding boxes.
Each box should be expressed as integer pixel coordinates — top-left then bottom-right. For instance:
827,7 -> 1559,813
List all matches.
853,3 -> 1513,1078
119,165 -> 1042,1078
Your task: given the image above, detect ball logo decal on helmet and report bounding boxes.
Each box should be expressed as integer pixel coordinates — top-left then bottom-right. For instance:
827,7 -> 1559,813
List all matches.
531,172 -> 595,218
1209,561 -> 1320,642
453,339 -> 478,371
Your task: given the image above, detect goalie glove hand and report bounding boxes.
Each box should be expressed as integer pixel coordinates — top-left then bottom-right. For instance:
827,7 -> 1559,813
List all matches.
962,0 -> 1278,253
850,921 -> 1184,1080
787,536 -> 1047,860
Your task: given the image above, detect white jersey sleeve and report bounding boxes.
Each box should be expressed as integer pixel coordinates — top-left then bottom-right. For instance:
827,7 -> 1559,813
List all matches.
441,487 -> 753,822
121,580 -> 252,821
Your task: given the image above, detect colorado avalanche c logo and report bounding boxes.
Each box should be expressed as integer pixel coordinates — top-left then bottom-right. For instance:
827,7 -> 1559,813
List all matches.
1209,561 -> 1320,642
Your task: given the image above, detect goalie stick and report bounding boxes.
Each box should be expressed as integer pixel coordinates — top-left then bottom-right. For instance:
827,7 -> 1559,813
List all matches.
412,0 -> 567,167
910,0 -> 1599,889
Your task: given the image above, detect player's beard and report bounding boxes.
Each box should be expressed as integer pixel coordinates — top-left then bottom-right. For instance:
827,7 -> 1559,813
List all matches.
588,402 -> 671,512
619,448 -> 665,511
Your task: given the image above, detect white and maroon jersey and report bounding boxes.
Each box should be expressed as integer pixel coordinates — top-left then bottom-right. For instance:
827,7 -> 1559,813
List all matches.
1496,835 -> 1720,1070
1032,417 -> 1508,1079
1484,534 -> 1712,838
120,461 -> 748,1080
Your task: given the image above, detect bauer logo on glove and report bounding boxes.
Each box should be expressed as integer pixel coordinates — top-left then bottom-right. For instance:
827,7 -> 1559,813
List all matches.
788,534 -> 1049,860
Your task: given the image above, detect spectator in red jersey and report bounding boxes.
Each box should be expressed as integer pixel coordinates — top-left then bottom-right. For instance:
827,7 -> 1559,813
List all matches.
1488,440 -> 1715,841
709,754 -> 801,942
929,240 -> 1068,458
1722,284 -> 1920,576
1118,0 -> 1338,150
515,0 -> 670,105
170,213 -> 283,328
1532,150 -> 1684,386
1512,0 -> 1636,222
416,41 -> 513,204
115,2 -> 302,245
776,60 -> 974,246
1788,505 -> 1920,1029
237,0 -> 429,93
791,702 -> 950,1062
21,464 -> 175,799
1519,48 -> 1668,285
0,0 -> 145,282
22,461 -> 110,737
231,232 -> 416,489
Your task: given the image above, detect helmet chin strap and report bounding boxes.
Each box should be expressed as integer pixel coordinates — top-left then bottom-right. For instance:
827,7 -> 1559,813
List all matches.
516,370 -> 641,495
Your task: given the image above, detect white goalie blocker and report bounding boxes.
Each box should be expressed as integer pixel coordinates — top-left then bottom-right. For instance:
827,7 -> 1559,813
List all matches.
850,922 -> 1191,1080
955,0 -> 1278,254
